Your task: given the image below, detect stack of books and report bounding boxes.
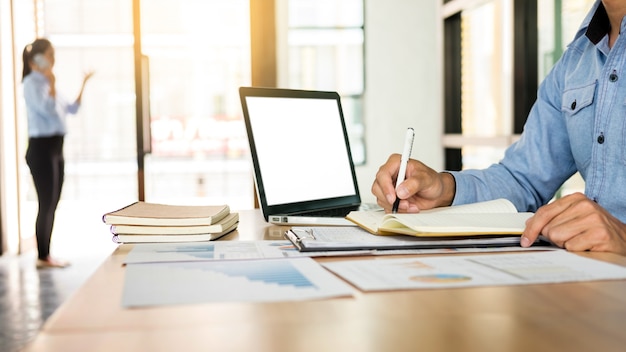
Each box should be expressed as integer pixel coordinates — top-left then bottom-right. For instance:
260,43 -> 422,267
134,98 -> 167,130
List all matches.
102,202 -> 238,243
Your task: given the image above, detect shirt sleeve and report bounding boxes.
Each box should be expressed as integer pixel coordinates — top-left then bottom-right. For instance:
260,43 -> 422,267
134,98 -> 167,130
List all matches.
65,99 -> 80,115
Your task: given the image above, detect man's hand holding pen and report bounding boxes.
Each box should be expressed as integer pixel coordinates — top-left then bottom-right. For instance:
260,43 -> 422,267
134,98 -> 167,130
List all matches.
372,155 -> 456,213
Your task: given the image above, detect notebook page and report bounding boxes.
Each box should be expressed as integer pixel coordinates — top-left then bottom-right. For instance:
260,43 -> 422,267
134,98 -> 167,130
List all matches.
419,198 -> 518,215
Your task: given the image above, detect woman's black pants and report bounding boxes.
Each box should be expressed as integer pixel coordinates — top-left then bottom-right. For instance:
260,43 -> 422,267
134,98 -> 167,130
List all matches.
25,136 -> 64,260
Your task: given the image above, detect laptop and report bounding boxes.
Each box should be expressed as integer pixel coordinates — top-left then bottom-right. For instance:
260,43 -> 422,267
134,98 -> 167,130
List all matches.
239,86 -> 369,225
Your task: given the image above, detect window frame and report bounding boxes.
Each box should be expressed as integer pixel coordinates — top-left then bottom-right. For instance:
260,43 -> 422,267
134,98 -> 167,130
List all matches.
442,0 -> 537,170
282,0 -> 366,165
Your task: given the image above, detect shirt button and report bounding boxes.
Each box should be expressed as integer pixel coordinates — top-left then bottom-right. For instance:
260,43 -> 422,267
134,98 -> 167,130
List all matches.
597,134 -> 605,144
610,71 -> 618,82
570,100 -> 577,110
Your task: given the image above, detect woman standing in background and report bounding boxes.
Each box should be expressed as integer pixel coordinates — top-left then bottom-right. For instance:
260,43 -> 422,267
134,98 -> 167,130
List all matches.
22,38 -> 94,268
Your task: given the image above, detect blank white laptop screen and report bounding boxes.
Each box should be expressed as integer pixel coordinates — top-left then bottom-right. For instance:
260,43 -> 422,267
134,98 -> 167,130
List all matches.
244,96 -> 357,206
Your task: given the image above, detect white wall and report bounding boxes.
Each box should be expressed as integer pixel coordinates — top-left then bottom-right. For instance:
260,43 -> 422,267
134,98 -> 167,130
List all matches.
356,0 -> 442,203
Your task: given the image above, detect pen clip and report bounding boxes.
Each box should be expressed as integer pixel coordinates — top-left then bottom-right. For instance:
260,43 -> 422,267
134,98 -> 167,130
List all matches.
406,136 -> 414,159
393,128 -> 415,213
401,128 -> 415,160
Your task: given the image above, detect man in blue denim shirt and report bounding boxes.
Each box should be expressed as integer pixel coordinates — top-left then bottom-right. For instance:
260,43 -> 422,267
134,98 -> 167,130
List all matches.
372,0 -> 626,255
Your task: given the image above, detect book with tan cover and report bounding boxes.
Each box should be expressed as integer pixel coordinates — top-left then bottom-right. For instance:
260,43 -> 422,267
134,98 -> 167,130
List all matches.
110,212 -> 239,235
112,221 -> 238,243
103,202 -> 230,226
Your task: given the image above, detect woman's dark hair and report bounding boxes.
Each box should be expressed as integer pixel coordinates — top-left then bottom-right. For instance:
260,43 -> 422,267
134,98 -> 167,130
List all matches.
22,38 -> 52,81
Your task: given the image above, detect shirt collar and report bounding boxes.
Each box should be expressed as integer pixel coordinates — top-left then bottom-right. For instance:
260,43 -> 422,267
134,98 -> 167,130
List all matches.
27,70 -> 46,81
586,2 -> 610,44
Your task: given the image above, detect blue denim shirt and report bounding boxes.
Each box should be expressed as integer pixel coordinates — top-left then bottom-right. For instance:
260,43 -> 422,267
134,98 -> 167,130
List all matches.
450,1 -> 626,222
23,71 -> 79,138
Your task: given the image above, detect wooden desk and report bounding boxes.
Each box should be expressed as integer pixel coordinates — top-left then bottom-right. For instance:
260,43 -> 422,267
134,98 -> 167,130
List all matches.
24,210 -> 626,352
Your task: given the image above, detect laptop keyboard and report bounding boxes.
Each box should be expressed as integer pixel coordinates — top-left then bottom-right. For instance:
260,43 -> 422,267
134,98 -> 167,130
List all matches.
294,206 -> 359,218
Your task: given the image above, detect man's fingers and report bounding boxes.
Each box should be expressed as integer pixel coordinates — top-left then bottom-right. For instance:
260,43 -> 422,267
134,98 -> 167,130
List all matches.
522,193 -> 583,247
372,154 -> 402,208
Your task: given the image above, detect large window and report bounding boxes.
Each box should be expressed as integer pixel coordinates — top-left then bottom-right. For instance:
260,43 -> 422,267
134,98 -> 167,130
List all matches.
6,0 -> 253,255
458,0 -> 513,169
442,0 -> 530,171
442,0 -> 537,170
27,0 -> 253,209
15,0 -> 140,244
538,0 -> 596,79
140,0 -> 252,207
3,0 -> 364,253
443,0 -> 596,196
284,0 -> 365,164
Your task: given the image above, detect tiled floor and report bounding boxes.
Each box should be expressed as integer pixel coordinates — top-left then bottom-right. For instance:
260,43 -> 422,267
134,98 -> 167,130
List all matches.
0,201 -> 118,352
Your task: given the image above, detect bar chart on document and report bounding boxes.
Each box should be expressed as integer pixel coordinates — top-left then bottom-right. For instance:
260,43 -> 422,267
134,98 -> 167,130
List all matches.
123,241 -> 300,264
122,257 -> 353,307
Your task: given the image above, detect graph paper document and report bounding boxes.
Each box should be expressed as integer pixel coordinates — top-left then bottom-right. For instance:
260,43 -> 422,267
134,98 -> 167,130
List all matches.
123,241 -> 300,264
123,241 -> 376,264
122,257 -> 353,307
322,251 -> 626,291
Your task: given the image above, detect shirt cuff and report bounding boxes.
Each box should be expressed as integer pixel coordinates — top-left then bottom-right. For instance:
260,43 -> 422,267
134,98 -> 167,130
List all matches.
445,170 -> 476,206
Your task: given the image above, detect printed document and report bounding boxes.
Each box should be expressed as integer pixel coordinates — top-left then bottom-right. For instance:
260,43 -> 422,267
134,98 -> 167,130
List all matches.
323,251 -> 626,291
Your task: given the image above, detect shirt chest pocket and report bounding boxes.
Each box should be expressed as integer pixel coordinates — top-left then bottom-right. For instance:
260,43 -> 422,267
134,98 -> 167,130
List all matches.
562,82 -> 596,115
561,82 -> 596,170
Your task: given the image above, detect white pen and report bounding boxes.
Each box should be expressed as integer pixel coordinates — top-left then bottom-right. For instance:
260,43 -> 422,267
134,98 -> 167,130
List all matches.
392,127 -> 415,213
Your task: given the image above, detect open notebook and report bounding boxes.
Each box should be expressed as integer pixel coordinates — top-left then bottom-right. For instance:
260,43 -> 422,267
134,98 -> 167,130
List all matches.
239,87 -> 372,225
